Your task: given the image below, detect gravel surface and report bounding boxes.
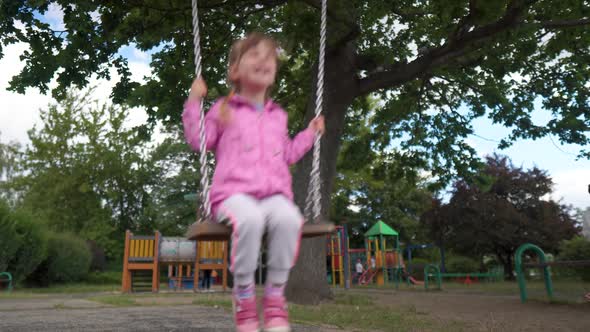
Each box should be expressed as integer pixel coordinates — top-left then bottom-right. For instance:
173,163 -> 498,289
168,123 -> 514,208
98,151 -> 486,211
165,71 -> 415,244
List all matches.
0,297 -> 342,332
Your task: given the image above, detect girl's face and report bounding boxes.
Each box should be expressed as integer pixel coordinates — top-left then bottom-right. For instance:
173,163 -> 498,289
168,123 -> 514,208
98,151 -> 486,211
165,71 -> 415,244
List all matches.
230,40 -> 277,92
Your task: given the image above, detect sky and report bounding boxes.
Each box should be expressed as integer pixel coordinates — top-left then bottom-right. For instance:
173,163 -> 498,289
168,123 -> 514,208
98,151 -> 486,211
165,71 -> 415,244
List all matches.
1,4 -> 589,211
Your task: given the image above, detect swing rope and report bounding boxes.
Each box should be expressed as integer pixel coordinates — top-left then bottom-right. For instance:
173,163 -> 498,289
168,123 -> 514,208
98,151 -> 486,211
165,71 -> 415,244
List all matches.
189,0 -> 328,228
304,0 -> 327,222
191,0 -> 212,222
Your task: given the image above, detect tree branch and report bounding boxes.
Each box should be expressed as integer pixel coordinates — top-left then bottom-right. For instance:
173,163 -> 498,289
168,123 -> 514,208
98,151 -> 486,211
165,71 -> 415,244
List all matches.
390,7 -> 427,20
450,0 -> 479,41
537,18 -> 590,29
126,0 -> 287,13
358,0 -> 537,95
299,0 -> 356,29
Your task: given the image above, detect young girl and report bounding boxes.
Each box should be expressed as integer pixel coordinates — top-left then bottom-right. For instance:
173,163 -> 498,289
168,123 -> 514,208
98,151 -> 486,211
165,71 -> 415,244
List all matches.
182,33 -> 324,332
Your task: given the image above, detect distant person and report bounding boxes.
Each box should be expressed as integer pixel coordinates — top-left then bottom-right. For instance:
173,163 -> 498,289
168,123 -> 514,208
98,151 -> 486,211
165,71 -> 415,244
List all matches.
200,270 -> 212,292
354,258 -> 364,284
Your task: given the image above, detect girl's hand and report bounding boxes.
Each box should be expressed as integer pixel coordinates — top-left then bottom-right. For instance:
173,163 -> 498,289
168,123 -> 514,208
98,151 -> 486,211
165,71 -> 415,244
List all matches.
308,115 -> 325,135
188,77 -> 208,101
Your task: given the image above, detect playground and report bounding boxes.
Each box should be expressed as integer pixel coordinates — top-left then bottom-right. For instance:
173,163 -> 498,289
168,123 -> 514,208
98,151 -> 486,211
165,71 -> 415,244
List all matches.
1,282 -> 589,331
2,1 -> 590,331
2,221 -> 588,331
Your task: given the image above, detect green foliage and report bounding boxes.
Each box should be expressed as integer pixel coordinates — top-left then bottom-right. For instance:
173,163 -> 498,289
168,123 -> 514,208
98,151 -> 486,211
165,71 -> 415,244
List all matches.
558,237 -> 590,281
445,255 -> 480,273
12,89 -> 154,260
142,135 -> 202,236
28,232 -> 91,285
0,199 -> 18,272
0,136 -> 21,204
2,0 -> 589,186
422,154 -> 580,278
84,271 -> 121,285
7,208 -> 48,283
406,257 -> 432,266
332,103 -> 434,247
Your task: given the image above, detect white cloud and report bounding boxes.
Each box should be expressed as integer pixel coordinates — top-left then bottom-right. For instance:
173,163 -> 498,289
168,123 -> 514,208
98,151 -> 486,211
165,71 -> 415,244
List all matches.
129,60 -> 152,82
132,49 -> 150,62
549,169 -> 590,209
0,43 -> 52,144
45,3 -> 65,31
90,10 -> 101,23
0,42 -> 165,146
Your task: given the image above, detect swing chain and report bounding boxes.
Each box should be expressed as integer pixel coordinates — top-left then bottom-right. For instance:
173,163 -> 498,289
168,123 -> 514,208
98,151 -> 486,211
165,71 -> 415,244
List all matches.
191,0 -> 212,221
304,0 -> 327,223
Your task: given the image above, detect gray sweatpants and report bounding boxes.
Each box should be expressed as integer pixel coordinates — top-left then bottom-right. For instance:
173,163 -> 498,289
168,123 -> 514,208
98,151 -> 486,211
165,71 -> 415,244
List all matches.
216,194 -> 304,287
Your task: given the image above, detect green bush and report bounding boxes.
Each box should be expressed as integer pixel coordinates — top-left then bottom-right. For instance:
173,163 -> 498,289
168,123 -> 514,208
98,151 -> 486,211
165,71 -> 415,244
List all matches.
445,255 -> 480,273
84,270 -> 121,284
406,257 -> 432,265
0,200 -> 19,272
558,237 -> 590,281
405,257 -> 433,279
28,232 -> 91,285
7,208 -> 48,282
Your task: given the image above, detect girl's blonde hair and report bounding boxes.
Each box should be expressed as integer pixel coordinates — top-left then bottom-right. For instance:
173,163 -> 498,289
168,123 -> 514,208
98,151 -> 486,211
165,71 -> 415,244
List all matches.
220,32 -> 280,123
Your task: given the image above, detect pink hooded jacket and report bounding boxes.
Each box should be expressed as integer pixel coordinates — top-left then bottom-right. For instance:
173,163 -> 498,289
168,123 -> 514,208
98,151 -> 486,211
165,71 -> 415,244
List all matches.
182,94 -> 316,217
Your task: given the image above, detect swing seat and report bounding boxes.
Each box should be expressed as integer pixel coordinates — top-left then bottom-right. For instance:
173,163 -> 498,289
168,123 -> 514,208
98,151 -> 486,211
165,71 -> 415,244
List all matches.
186,219 -> 335,241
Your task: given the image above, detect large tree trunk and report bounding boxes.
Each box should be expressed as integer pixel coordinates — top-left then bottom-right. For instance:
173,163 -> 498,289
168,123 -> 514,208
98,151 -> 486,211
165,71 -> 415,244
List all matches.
285,41 -> 358,304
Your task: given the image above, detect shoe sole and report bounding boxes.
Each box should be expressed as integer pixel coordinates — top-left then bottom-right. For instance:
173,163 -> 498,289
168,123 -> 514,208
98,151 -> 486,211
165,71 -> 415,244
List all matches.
264,327 -> 290,332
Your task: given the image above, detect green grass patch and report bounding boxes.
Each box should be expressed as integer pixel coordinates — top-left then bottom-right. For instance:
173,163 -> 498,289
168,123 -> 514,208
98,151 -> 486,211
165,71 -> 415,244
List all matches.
192,295 -> 232,309
88,295 -> 137,306
289,294 -> 464,332
192,293 -> 465,332
15,283 -> 120,294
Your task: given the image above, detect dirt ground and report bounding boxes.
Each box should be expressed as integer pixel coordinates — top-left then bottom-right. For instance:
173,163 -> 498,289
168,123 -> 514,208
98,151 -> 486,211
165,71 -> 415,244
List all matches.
0,294 -> 344,332
0,288 -> 588,331
343,288 -> 590,332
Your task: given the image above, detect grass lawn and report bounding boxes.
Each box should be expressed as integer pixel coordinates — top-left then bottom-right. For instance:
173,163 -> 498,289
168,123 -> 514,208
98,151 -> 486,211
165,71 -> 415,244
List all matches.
360,278 -> 590,303
87,292 -> 465,332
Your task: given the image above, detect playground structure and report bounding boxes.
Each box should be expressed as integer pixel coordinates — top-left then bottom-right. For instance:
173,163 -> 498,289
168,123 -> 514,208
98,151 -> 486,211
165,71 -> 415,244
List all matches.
358,221 -> 403,287
326,225 -> 350,287
121,230 -> 228,293
0,272 -> 12,293
327,220 -> 503,289
515,243 -> 590,303
327,220 -> 434,288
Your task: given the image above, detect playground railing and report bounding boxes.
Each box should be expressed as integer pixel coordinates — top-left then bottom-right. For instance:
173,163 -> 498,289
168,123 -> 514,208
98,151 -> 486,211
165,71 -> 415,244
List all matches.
424,264 -> 441,290
0,272 -> 13,293
515,243 -> 590,303
425,267 -> 503,290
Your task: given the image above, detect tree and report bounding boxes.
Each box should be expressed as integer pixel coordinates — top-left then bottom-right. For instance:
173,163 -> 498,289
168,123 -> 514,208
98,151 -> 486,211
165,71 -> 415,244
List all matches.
0,135 -> 21,204
424,154 -> 580,278
331,107 -> 433,248
3,0 -> 590,303
14,90 -> 153,259
420,198 -> 453,272
143,133 -> 203,236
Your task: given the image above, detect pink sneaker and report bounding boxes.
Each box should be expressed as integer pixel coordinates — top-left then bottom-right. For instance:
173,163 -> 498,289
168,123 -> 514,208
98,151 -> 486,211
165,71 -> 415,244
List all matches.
232,292 -> 260,332
263,295 -> 290,332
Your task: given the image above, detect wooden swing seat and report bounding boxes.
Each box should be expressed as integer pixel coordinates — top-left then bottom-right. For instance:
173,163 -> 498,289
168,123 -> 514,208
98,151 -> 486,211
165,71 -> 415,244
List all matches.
186,219 -> 335,241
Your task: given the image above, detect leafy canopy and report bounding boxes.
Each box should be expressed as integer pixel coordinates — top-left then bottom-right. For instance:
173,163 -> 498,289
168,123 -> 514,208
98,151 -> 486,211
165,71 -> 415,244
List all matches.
1,1 -> 589,182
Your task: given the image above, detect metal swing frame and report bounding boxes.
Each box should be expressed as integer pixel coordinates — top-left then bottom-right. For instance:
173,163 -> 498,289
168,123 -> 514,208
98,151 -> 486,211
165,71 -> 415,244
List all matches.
186,0 -> 334,241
